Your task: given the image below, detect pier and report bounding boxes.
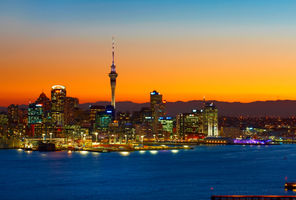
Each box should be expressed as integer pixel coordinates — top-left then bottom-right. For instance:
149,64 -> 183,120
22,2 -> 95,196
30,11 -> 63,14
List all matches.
211,195 -> 296,200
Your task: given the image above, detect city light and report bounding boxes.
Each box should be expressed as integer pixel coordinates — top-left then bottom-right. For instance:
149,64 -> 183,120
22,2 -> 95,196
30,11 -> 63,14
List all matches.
80,151 -> 88,155
1,1 -> 296,200
150,150 -> 158,155
171,150 -> 179,154
119,151 -> 130,156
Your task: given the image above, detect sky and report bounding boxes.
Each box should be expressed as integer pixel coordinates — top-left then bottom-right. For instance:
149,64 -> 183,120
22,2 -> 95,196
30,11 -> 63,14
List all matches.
1,0 -> 296,106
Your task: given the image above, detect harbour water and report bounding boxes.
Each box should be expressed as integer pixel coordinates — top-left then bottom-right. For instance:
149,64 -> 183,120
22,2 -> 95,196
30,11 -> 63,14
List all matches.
0,145 -> 295,200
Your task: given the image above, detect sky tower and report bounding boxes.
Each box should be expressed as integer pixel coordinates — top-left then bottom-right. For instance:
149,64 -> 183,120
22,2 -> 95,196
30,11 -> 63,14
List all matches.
109,38 -> 118,109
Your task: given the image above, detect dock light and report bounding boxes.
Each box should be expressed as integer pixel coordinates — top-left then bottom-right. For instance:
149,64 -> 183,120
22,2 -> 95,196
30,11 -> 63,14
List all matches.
150,150 -> 158,155
68,150 -> 72,154
94,132 -> 98,143
80,151 -> 88,155
183,145 -> 189,148
120,151 -> 130,156
171,150 -> 179,154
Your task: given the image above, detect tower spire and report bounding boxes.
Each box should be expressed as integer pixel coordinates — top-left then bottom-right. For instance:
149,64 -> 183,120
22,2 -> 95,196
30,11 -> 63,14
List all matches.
112,37 -> 115,65
109,37 -> 118,109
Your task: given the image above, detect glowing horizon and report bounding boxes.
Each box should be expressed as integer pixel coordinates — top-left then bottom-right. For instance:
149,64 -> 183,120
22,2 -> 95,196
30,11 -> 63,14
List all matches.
1,0 -> 296,107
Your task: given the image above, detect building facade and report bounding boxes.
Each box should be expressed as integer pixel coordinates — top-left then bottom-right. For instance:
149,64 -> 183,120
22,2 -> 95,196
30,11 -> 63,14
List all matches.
202,102 -> 219,137
51,85 -> 66,127
150,90 -> 165,135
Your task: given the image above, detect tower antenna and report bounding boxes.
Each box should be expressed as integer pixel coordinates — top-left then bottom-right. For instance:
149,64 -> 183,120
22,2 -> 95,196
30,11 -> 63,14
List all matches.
112,36 -> 115,65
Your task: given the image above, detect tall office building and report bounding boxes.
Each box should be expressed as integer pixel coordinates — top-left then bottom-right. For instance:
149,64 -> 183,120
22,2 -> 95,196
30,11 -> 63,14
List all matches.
202,102 -> 219,137
51,85 -> 66,126
28,103 -> 43,137
176,110 -> 202,139
35,92 -> 51,116
89,105 -> 105,123
94,108 -> 113,132
158,117 -> 174,139
108,39 -> 118,109
7,104 -> 19,126
28,103 -> 43,125
150,90 -> 165,134
64,97 -> 79,125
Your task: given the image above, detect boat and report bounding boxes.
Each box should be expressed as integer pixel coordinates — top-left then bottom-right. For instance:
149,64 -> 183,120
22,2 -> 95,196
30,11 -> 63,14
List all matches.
37,142 -> 56,151
285,182 -> 296,191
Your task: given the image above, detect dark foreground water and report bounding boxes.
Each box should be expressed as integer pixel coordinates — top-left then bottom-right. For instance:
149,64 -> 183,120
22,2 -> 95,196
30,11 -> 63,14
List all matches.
0,145 -> 295,200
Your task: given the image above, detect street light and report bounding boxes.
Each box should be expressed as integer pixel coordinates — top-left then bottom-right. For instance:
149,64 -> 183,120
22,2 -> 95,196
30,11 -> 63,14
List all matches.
95,132 -> 98,143
42,133 -> 45,141
125,135 -> 127,144
141,135 -> 144,143
49,132 -> 53,140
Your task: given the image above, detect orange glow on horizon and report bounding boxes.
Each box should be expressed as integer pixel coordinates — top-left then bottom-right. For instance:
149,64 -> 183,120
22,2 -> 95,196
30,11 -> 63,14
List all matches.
1,36 -> 296,107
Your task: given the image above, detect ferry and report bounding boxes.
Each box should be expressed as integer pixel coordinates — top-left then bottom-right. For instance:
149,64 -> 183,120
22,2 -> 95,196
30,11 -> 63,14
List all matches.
285,182 -> 296,191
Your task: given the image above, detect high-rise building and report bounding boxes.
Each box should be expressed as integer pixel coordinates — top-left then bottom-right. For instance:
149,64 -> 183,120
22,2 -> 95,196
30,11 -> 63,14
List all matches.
64,97 -> 79,125
28,103 -> 43,125
176,110 -> 203,139
150,90 -> 165,134
7,104 -> 19,126
117,112 -> 133,140
51,85 -> 66,126
158,116 -> 174,140
35,92 -> 51,116
202,102 -> 219,137
0,113 -> 8,136
105,105 -> 115,120
108,39 -> 118,109
28,103 -> 43,137
95,111 -> 112,131
89,105 -> 105,123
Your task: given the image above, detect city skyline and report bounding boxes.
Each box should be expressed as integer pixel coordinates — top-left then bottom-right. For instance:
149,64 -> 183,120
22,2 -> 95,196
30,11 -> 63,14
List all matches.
1,2 -> 296,199
2,0 -> 296,106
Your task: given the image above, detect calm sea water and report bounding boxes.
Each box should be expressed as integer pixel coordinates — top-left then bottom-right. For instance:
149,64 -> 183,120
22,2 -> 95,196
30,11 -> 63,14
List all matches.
0,145 -> 295,200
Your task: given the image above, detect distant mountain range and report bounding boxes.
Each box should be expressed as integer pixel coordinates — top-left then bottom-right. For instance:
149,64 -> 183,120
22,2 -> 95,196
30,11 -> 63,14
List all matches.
1,100 -> 296,117
80,100 -> 296,117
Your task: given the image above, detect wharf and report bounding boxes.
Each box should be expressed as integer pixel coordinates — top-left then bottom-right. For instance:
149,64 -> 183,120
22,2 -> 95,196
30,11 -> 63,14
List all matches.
211,195 -> 296,200
83,145 -> 193,153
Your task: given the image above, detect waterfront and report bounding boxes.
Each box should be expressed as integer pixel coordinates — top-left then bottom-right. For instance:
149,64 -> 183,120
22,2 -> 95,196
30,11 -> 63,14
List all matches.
0,145 -> 296,200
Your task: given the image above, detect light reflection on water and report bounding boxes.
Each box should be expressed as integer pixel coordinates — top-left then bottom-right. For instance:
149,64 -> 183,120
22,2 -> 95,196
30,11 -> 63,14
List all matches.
0,145 -> 296,200
149,150 -> 158,154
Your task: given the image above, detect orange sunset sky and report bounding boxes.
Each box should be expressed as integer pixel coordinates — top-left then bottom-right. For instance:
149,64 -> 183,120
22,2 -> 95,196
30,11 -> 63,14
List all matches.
1,1 -> 296,106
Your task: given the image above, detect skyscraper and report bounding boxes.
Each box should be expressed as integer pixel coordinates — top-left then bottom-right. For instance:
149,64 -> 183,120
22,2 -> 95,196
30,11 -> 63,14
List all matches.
28,103 -> 43,137
150,90 -> 165,135
202,102 -> 219,137
7,104 -> 19,126
108,38 -> 118,109
64,97 -> 79,125
51,85 -> 66,126
35,92 -> 51,117
176,110 -> 202,140
89,105 -> 105,123
28,103 -> 43,125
